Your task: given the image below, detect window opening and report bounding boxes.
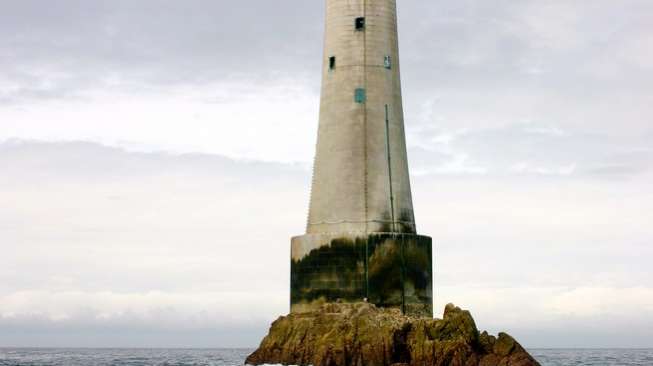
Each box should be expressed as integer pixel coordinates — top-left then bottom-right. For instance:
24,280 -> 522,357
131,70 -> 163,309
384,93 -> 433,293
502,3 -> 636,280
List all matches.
384,55 -> 392,69
329,56 -> 336,70
355,88 -> 366,104
355,17 -> 366,31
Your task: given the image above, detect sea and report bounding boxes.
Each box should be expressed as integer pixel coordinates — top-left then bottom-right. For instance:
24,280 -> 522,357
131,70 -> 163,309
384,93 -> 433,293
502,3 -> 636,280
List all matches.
1,348 -> 652,366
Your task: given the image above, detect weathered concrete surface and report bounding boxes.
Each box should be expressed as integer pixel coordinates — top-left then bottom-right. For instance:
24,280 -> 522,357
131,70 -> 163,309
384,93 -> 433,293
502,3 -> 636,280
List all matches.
246,303 -> 540,366
308,0 -> 415,235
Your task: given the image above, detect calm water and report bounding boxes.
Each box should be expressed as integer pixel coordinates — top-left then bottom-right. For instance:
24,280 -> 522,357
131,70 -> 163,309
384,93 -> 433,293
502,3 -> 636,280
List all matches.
1,348 -> 652,365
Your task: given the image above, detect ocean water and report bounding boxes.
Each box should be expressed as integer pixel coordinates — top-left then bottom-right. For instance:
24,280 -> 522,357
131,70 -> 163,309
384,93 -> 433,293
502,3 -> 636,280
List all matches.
1,348 -> 652,365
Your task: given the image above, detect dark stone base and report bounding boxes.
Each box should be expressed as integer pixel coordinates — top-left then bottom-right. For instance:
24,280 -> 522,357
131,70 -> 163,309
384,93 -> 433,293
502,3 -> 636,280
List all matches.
291,232 -> 433,318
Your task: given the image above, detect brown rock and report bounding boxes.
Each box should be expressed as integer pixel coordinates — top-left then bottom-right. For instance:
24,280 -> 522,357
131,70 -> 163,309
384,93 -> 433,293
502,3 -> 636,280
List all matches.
493,333 -> 516,357
478,331 -> 497,354
245,303 -> 540,366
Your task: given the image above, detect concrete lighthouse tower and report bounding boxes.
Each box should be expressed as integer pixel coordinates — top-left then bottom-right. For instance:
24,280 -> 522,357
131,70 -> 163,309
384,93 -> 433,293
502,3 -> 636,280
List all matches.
291,0 -> 433,317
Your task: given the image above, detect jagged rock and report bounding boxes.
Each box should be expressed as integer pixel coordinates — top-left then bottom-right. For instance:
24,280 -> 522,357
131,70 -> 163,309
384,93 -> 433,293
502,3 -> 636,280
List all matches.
246,303 -> 540,366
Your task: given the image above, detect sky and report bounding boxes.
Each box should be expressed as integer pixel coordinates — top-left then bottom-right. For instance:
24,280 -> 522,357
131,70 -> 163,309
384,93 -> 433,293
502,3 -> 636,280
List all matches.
1,0 -> 652,348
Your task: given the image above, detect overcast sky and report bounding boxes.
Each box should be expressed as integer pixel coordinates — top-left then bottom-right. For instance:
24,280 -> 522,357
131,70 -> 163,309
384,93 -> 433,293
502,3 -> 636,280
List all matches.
1,0 -> 652,348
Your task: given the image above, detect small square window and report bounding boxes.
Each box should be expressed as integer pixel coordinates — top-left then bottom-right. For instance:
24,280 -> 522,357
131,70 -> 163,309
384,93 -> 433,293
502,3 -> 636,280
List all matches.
329,56 -> 336,70
384,55 -> 392,69
355,88 -> 366,103
355,17 -> 365,31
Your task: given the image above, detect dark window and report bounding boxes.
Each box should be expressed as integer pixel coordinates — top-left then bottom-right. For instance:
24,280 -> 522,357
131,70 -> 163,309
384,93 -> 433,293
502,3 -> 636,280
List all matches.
329,56 -> 336,70
355,88 -> 366,103
355,17 -> 366,31
384,55 -> 392,69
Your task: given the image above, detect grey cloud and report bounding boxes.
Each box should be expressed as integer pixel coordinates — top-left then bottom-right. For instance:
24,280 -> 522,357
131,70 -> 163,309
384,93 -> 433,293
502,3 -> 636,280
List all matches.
407,122 -> 653,178
0,317 -> 263,348
0,0 -> 323,103
399,0 -> 653,146
0,140 -> 308,294
1,1 -> 651,180
400,1 -> 653,89
1,0 -> 653,348
1,0 -> 323,74
0,139 -> 305,184
1,140 -> 652,347
3,0 -> 652,113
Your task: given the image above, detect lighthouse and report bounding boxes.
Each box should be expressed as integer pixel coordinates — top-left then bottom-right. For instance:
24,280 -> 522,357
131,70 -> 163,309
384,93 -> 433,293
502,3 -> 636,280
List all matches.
291,0 -> 433,317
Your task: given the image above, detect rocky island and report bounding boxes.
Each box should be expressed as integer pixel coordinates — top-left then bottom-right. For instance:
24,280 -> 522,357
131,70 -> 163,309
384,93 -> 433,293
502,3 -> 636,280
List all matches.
246,302 -> 540,366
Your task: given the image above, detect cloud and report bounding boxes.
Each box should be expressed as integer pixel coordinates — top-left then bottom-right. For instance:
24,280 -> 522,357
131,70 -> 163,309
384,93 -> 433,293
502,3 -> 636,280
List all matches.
407,122 -> 653,178
1,0 -> 651,176
1,0 -> 652,348
0,0 -> 323,86
1,140 -> 652,347
0,140 -> 307,346
0,77 -> 320,163
0,290 -> 286,328
437,286 -> 653,348
1,286 -> 652,348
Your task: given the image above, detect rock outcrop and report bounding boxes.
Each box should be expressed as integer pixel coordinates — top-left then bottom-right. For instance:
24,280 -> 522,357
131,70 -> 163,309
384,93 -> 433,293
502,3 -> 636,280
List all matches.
246,302 -> 539,366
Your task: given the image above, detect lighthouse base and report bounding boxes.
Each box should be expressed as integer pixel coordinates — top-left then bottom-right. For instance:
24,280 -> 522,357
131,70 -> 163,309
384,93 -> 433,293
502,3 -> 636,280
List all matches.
290,232 -> 433,318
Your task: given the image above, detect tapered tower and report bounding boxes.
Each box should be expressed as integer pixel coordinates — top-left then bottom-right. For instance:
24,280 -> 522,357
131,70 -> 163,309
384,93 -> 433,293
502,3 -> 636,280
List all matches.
291,0 -> 433,317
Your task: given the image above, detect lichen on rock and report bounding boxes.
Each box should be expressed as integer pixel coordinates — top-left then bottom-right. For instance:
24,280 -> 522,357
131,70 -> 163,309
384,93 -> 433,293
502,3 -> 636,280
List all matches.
246,302 -> 540,366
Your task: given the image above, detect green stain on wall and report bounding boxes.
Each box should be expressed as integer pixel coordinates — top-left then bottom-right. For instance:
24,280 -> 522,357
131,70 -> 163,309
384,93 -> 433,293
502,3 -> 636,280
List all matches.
291,234 -> 433,317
